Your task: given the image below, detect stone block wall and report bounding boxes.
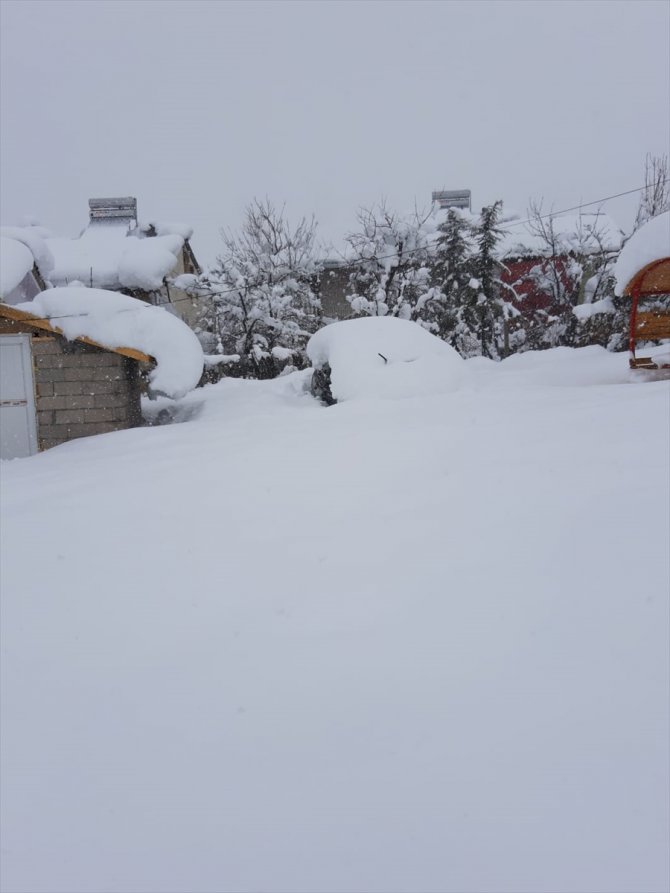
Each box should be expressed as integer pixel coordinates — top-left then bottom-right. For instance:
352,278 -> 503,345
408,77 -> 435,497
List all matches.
31,337 -> 142,450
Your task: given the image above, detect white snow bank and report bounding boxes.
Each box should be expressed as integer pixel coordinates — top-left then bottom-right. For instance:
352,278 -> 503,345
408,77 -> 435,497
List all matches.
613,211 -> 670,296
0,225 -> 54,278
0,236 -> 35,298
1,346 -> 667,893
307,316 -> 466,402
47,224 -> 184,291
572,297 -> 616,321
17,287 -> 203,398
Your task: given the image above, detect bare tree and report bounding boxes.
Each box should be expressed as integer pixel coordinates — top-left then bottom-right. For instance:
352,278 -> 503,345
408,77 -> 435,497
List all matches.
634,153 -> 670,230
193,199 -> 321,376
345,201 -> 437,323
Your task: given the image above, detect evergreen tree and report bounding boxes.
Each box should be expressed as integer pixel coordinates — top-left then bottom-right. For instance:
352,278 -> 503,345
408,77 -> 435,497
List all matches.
430,209 -> 479,353
471,200 -> 507,358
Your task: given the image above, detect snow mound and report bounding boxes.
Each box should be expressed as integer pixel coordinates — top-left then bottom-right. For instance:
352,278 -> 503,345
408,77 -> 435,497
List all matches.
17,287 -> 203,399
572,297 -> 616,321
0,236 -> 35,298
140,220 -> 194,241
307,316 -> 467,402
613,211 -> 670,296
171,273 -> 198,290
118,234 -> 184,290
0,225 -> 54,279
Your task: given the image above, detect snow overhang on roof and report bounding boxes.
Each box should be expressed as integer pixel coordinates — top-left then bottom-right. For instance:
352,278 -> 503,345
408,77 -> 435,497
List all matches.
613,211 -> 670,297
0,237 -> 35,298
0,302 -> 153,363
7,287 -> 204,399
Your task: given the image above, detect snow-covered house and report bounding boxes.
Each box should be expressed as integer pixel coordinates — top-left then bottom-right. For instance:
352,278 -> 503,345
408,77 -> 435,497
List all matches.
0,302 -> 150,459
0,286 -> 204,459
1,198 -> 203,326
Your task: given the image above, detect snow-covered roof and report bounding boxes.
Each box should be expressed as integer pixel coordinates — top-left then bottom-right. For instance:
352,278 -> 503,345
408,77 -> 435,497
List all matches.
45,220 -> 186,291
0,236 -> 36,298
15,287 -> 204,399
613,211 -> 670,296
497,213 -> 623,260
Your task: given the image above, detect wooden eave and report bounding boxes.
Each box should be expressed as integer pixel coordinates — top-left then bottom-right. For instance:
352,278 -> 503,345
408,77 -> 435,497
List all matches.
622,257 -> 670,298
183,240 -> 202,276
0,303 -> 154,364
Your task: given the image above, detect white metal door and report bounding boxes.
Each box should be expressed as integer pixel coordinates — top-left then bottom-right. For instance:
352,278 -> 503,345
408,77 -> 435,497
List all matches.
0,335 -> 38,459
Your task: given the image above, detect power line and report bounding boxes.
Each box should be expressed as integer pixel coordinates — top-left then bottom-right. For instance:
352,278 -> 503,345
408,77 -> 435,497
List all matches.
195,179 -> 666,299
501,180 -> 669,229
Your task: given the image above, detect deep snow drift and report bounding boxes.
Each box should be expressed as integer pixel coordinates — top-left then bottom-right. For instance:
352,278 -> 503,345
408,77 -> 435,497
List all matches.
1,346 -> 668,893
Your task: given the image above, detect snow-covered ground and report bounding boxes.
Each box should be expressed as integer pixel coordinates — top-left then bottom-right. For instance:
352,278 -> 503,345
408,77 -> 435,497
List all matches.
1,346 -> 668,893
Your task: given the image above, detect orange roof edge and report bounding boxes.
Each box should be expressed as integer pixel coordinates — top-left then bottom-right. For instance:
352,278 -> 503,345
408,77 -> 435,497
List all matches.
0,303 -> 154,364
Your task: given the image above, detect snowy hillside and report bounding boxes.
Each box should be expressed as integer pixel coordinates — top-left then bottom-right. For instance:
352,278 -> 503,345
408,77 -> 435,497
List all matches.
1,346 -> 668,893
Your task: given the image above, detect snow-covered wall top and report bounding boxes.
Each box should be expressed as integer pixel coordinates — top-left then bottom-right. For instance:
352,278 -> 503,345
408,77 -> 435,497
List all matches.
0,236 -> 35,298
45,220 -> 186,291
613,211 -> 670,296
16,287 -> 204,399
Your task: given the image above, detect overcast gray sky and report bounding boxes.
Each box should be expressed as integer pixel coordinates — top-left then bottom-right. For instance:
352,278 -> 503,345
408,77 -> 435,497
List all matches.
1,0 -> 668,264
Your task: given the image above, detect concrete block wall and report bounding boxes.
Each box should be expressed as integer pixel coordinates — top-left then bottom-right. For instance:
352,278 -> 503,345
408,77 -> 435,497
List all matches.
31,337 -> 142,450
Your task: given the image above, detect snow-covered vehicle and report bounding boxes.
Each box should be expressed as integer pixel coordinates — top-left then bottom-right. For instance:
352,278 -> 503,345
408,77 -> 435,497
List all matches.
306,315 -> 467,404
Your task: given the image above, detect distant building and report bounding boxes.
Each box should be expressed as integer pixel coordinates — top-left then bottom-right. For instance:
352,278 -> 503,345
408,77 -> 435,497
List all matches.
1,197 -> 203,326
313,199 -> 623,323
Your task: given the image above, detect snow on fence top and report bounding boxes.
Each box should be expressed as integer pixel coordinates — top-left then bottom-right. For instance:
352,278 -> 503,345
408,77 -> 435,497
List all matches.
613,211 -> 670,296
307,316 -> 466,402
16,287 -> 204,399
0,236 -> 36,298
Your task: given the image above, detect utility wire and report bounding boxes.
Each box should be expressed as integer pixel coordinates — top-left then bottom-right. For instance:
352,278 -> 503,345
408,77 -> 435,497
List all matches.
501,180 -> 669,229
193,179 -> 667,299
